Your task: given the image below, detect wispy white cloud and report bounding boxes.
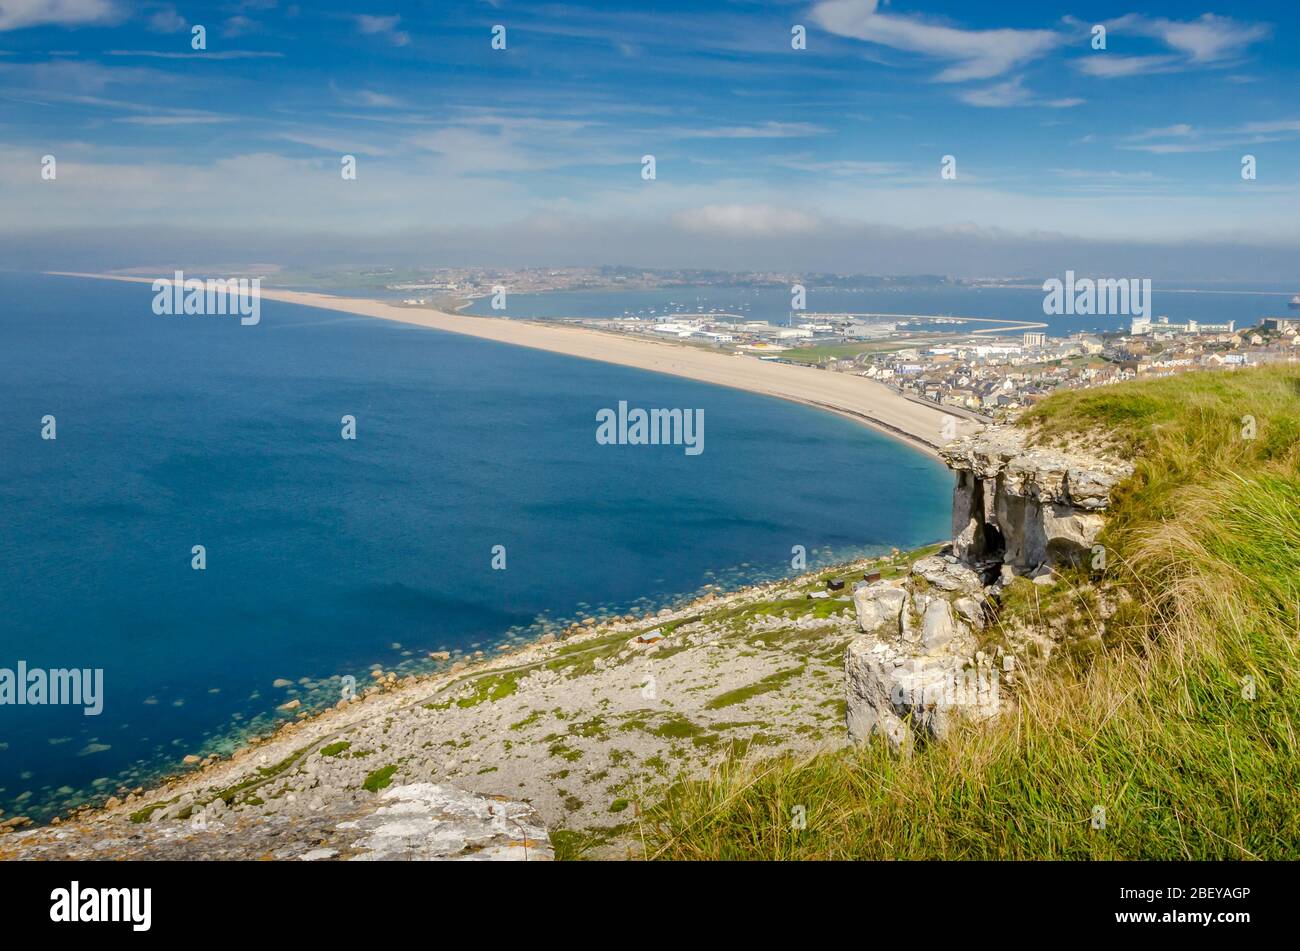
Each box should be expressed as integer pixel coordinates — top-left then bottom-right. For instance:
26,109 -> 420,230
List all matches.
356,14 -> 410,47
957,79 -> 1033,107
770,155 -> 905,177
957,76 -> 1082,108
222,15 -> 257,38
146,4 -> 186,34
1074,13 -> 1272,79
1074,54 -> 1181,79
0,57 -> 150,90
1121,118 -> 1300,154
1129,124 -> 1196,142
407,115 -> 624,174
1052,168 -> 1160,182
1107,13 -> 1271,64
667,122 -> 826,140
117,113 -> 232,125
1123,142 -> 1219,155
811,0 -> 1062,82
1237,119 -> 1300,137
274,130 -> 388,156
354,90 -> 402,108
0,0 -> 118,31
1120,123 -> 1216,154
108,50 -> 283,60
325,83 -> 406,110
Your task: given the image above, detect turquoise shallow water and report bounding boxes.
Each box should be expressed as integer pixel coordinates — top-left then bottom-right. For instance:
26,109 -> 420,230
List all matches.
0,272 -> 950,820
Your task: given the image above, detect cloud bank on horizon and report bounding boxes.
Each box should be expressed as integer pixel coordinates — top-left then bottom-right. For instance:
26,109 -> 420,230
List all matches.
1,0 -> 1297,278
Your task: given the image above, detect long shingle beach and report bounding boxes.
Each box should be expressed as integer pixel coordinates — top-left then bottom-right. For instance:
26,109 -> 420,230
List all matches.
49,272 -> 980,455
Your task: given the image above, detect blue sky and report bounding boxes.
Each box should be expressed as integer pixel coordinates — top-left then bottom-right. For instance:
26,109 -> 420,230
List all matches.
2,0 -> 1299,276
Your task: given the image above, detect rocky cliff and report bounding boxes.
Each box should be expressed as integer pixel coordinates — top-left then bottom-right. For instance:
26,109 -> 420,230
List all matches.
846,424 -> 1132,753
939,426 -> 1133,574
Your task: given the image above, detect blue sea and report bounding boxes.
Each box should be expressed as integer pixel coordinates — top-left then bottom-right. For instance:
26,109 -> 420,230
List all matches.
464,282 -> 1298,337
0,272 -> 950,821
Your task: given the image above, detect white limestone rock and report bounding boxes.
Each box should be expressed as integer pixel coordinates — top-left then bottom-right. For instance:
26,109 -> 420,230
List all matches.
853,582 -> 906,638
845,639 -> 999,754
953,596 -> 985,630
911,555 -> 984,595
920,597 -> 963,651
845,575 -> 992,754
345,784 -> 552,861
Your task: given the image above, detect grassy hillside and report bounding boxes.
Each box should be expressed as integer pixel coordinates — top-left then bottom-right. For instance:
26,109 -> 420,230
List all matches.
645,366 -> 1300,859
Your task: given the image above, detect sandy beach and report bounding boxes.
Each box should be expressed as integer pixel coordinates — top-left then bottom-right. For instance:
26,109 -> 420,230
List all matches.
48,272 -> 981,455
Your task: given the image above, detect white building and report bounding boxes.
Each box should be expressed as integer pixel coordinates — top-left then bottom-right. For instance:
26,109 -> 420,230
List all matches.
972,344 -> 1023,359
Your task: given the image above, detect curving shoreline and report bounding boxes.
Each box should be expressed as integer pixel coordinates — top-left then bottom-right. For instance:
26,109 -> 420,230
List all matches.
45,272 -> 981,457
6,270 -> 973,845
1,548 -> 938,855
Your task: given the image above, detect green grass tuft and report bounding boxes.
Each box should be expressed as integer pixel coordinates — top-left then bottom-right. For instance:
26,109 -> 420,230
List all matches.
362,764 -> 398,793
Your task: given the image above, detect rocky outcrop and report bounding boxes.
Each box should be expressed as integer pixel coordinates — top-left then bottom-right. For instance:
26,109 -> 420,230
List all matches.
939,426 -> 1132,573
3,783 -> 553,861
342,784 -> 551,861
847,424 -> 1131,755
846,555 -> 1001,754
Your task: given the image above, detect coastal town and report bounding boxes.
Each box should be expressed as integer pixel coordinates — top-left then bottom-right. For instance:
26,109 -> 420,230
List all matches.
835,314 -> 1300,419
257,263 -> 1300,419
391,265 -> 1300,420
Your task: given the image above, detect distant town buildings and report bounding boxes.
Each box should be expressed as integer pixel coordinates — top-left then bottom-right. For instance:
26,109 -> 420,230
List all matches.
382,266 -> 1295,415
851,317 -> 1295,418
1131,315 -> 1235,336
1262,316 -> 1300,334
582,305 -> 1295,417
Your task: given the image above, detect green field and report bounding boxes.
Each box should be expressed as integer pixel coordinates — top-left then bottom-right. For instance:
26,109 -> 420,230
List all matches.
778,340 -> 938,364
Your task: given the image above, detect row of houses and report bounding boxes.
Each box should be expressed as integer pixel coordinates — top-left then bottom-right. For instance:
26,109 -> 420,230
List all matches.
862,324 -> 1299,412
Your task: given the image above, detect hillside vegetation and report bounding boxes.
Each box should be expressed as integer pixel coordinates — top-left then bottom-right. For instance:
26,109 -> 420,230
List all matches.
645,366 -> 1300,859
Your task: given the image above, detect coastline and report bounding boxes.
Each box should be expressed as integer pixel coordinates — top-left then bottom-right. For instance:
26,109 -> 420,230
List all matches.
45,271 -> 981,457
3,270 -> 971,846
2,546 -> 943,857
